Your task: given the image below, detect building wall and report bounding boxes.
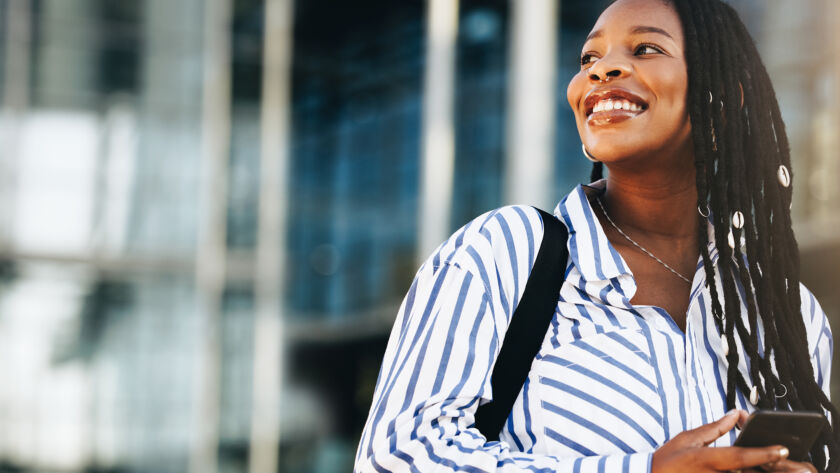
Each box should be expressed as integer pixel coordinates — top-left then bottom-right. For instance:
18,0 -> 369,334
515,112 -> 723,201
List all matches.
0,1 -> 837,472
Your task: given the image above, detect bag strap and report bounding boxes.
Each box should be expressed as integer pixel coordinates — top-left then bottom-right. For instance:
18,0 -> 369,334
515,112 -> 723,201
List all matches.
474,208 -> 569,441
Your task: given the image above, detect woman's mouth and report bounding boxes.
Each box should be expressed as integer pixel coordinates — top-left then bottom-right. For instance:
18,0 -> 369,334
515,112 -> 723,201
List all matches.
584,89 -> 648,126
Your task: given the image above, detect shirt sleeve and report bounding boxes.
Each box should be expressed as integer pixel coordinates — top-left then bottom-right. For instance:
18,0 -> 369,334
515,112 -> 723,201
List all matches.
802,285 -> 833,397
354,208 -> 654,473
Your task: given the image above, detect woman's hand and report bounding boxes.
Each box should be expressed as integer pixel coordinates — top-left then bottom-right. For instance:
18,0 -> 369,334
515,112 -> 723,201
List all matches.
652,410 -> 790,473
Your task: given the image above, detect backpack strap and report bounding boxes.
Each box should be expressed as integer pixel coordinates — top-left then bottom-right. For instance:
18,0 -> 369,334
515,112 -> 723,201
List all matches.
474,208 -> 569,441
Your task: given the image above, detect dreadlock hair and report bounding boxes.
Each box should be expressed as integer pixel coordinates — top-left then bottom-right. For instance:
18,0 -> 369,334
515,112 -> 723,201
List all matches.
589,1 -> 840,470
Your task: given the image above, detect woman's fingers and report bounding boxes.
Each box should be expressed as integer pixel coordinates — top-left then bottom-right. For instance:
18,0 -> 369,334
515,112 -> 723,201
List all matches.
735,409 -> 750,430
705,445 -> 789,470
653,413 -> 791,473
679,410 -> 742,447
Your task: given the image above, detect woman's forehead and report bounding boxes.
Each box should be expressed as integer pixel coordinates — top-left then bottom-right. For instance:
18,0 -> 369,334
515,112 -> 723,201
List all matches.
589,0 -> 683,43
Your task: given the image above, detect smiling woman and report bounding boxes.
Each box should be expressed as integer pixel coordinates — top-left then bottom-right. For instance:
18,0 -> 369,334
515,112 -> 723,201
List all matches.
354,0 -> 839,472
568,0 -> 698,336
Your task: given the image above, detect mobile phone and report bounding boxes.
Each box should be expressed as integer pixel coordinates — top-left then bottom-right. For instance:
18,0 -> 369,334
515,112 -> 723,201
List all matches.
734,410 -> 827,461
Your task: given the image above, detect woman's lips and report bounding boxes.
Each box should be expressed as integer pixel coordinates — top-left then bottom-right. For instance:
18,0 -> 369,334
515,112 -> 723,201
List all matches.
582,87 -> 649,126
586,108 -> 645,126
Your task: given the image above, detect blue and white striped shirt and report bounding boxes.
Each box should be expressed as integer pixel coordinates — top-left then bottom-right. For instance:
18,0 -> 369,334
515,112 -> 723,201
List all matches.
355,184 -> 833,473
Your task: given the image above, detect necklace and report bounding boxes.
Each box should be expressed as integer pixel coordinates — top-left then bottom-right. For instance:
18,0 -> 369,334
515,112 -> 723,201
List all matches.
595,197 -> 692,284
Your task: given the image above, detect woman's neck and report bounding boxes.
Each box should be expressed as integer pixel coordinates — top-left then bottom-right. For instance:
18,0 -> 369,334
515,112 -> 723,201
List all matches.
600,164 -> 699,242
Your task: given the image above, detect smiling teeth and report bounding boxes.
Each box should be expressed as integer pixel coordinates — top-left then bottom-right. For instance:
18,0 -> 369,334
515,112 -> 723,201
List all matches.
593,99 -> 643,113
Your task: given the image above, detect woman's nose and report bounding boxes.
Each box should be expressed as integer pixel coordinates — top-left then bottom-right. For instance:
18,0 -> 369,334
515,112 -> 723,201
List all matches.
588,56 -> 631,83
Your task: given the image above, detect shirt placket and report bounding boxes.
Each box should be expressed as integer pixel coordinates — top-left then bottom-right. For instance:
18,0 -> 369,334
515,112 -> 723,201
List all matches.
633,305 -> 689,442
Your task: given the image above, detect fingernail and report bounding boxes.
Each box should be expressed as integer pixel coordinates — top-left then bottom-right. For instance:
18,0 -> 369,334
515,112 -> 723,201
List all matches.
725,409 -> 739,418
778,446 -> 789,458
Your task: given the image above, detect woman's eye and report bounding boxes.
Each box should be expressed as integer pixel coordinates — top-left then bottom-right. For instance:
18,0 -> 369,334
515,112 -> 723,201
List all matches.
635,44 -> 663,55
580,53 -> 596,67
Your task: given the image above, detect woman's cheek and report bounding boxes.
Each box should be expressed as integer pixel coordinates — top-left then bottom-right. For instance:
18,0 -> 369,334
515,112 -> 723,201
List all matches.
566,72 -> 586,110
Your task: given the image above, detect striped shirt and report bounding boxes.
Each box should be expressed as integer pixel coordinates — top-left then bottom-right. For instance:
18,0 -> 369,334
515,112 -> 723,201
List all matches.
355,184 -> 833,473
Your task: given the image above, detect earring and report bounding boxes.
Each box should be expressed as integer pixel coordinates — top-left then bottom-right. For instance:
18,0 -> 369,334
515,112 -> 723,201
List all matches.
582,144 -> 598,163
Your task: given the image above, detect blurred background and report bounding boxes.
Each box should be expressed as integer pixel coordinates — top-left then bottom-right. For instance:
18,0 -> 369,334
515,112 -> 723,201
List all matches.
0,0 -> 838,472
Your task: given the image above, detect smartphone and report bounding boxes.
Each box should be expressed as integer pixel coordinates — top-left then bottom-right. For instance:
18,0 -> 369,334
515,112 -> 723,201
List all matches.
734,410 -> 827,461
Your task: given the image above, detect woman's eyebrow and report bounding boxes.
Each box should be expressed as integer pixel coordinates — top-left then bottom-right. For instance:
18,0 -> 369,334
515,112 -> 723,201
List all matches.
629,25 -> 674,39
585,25 -> 674,42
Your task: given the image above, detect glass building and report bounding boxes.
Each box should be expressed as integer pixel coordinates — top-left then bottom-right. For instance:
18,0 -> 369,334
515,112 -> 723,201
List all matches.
0,0 -> 838,472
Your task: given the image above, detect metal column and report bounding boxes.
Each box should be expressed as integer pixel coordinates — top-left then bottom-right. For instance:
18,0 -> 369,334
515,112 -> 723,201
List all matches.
190,0 -> 233,472
417,0 -> 459,263
504,0 -> 558,208
0,0 -> 30,248
0,0 -> 30,457
247,0 -> 293,471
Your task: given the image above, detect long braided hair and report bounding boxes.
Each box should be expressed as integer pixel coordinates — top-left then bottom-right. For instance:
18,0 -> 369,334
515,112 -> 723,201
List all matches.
589,0 -> 840,470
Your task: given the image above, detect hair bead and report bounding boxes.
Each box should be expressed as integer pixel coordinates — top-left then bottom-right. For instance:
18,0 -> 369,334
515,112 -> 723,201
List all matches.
777,164 -> 791,187
732,211 -> 745,229
749,385 -> 759,405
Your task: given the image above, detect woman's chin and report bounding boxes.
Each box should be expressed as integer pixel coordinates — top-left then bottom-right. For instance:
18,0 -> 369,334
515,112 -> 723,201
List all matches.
583,143 -> 646,163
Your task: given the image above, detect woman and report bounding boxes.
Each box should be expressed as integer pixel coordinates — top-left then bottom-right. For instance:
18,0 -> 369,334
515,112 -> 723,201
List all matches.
355,0 -> 839,472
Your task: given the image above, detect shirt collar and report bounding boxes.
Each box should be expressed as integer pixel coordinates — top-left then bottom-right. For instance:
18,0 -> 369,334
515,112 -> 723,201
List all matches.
553,183 -> 720,304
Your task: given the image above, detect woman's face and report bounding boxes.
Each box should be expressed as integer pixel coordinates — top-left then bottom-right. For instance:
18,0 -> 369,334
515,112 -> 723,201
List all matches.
567,0 -> 691,167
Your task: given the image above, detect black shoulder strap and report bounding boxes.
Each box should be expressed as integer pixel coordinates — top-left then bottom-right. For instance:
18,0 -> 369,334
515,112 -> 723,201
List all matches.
474,208 -> 569,441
